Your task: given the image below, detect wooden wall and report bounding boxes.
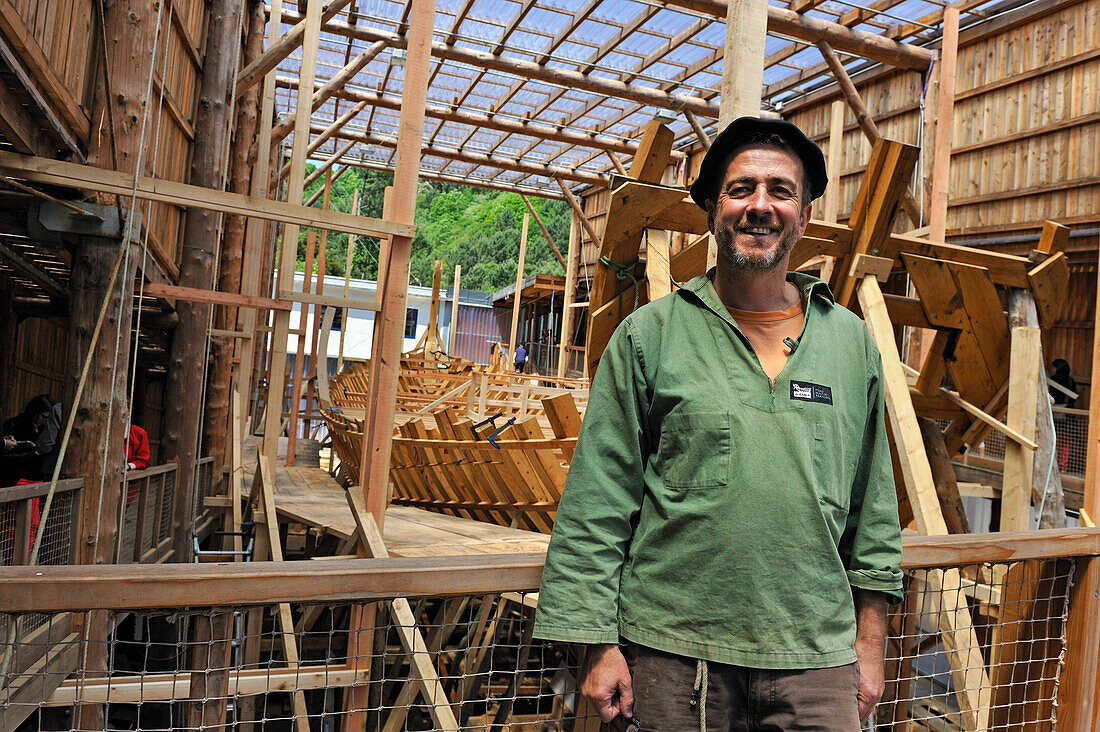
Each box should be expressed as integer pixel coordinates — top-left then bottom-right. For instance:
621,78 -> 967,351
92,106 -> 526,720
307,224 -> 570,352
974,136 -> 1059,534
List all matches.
784,0 -> 1099,238
9,316 -> 68,418
0,0 -> 208,279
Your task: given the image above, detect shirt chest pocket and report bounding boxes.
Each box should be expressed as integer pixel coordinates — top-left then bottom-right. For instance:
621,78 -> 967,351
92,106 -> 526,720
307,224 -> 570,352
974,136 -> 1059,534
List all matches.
653,411 -> 731,489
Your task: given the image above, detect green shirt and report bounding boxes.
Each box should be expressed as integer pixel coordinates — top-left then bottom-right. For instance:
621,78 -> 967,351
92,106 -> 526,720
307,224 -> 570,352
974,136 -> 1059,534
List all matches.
533,270 -> 902,669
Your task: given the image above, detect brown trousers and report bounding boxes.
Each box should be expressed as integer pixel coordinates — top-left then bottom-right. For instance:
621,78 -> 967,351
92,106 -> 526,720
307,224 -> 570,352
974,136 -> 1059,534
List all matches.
623,643 -> 861,732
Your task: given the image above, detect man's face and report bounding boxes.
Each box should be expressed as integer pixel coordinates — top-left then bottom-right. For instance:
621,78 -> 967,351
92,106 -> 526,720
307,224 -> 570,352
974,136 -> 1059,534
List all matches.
706,145 -> 812,273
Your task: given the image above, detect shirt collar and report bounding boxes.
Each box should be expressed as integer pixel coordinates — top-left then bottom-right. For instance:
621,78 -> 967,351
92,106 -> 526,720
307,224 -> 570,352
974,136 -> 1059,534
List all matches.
679,268 -> 835,319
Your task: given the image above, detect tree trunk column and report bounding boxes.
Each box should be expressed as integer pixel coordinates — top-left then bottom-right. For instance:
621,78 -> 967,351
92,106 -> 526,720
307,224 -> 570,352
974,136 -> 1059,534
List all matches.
162,0 -> 245,560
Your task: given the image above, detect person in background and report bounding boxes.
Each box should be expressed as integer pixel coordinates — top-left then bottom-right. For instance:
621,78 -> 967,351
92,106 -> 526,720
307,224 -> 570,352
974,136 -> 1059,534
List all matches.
514,343 -> 528,373
125,423 -> 151,471
1049,358 -> 1078,472
2,394 -> 54,485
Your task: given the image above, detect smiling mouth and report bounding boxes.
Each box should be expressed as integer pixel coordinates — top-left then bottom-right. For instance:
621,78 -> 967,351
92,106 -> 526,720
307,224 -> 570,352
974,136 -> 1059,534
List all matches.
737,226 -> 780,236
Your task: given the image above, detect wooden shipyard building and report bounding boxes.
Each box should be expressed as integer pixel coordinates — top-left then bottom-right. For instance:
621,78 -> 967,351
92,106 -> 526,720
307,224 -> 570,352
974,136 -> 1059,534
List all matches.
0,0 -> 1098,727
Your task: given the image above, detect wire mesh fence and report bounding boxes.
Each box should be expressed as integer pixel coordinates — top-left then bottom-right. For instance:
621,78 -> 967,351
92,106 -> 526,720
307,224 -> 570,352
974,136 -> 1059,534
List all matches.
2,592 -> 599,731
0,549 -> 1088,731
973,407 -> 1088,478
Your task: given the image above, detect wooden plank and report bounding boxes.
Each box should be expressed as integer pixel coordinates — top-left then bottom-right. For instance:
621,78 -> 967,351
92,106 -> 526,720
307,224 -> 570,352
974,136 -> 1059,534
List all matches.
48,665 -> 370,705
719,0 -> 767,120
277,290 -> 380,311
1036,221 -> 1070,256
508,212 -> 529,367
0,0 -> 89,137
927,6 -> 959,243
1002,326 -> 1042,532
628,120 -> 674,183
254,457 -> 310,732
834,139 -> 919,309
857,275 -> 991,730
0,151 -> 414,240
918,418 -> 969,534
344,489 -> 460,732
142,282 -> 293,311
1027,252 -> 1069,330
6,528 -> 1100,612
645,229 -> 672,302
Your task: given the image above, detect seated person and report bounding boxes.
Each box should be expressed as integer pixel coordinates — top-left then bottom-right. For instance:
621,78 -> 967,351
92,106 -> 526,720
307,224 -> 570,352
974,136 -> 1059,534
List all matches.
2,395 -> 54,485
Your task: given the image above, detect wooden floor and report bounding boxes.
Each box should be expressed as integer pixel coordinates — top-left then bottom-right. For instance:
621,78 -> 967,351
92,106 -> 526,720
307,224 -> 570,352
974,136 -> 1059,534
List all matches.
270,466 -> 550,557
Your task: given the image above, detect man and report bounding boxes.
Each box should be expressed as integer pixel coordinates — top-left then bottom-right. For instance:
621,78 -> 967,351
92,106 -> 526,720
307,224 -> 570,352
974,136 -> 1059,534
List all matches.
533,117 -> 902,730
514,343 -> 528,373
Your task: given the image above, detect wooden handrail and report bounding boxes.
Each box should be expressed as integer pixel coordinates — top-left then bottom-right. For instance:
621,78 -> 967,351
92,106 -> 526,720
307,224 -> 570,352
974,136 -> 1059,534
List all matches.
0,478 -> 84,503
0,553 -> 546,612
3,529 -> 1100,612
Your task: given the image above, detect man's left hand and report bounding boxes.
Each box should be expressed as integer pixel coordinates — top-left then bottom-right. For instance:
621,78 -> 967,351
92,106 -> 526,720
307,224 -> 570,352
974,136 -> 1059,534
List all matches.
854,639 -> 884,721
853,589 -> 889,722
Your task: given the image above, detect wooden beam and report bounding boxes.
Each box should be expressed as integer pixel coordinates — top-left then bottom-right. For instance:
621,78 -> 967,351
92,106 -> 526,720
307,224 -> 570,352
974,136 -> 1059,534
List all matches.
234,0 -> 355,99
508,211 -> 530,365
274,14 -> 720,117
554,176 -> 602,250
822,99 -> 844,225
659,0 -> 933,69
308,125 -> 608,187
927,6 -> 959,243
719,0 -> 768,120
684,109 -> 711,149
276,100 -> 369,182
142,282 -> 293,311
344,489 -> 460,731
275,77 -> 670,159
0,150 -> 413,240
358,0 -> 436,528
302,139 -> 357,190
48,665 -> 370,705
858,274 -> 991,729
1001,325 -> 1042,532
557,214 -> 579,378
447,264 -> 462,356
270,41 -> 385,146
816,41 -> 922,225
521,194 -> 567,270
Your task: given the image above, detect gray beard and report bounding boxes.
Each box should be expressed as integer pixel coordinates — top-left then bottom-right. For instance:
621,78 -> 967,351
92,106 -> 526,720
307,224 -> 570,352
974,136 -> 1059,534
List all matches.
715,226 -> 799,273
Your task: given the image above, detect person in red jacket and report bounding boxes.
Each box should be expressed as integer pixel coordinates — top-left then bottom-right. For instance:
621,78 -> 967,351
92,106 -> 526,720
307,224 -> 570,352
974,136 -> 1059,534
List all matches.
125,424 -> 150,471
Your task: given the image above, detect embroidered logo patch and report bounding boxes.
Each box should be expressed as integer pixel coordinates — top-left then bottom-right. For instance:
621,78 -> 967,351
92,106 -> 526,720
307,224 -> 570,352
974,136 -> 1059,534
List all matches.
790,380 -> 833,405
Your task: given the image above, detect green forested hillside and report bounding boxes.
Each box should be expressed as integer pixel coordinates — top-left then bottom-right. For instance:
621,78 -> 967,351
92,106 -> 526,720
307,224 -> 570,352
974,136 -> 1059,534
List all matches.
296,166 -> 571,293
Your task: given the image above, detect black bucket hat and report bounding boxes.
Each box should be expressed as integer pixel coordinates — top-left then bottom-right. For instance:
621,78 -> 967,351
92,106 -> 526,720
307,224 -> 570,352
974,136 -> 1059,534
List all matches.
689,116 -> 828,210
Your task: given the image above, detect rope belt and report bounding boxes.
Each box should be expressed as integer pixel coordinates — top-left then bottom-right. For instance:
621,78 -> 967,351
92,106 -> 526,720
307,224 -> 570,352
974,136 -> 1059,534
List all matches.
691,658 -> 708,732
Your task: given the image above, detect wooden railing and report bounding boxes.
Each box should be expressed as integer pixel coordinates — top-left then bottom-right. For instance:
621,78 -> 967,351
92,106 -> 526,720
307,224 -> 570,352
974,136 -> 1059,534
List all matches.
0,529 -> 1098,729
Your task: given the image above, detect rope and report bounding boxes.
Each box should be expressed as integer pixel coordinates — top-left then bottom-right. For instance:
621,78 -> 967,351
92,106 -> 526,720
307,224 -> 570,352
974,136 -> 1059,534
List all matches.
690,658 -> 708,732
599,255 -> 640,320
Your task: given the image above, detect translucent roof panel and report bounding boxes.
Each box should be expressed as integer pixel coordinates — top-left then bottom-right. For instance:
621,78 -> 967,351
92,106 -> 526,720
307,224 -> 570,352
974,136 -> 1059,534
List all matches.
272,0 -> 1014,195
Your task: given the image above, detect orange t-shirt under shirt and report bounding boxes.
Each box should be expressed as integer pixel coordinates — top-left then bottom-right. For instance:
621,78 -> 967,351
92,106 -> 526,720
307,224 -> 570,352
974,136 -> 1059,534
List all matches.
726,301 -> 804,385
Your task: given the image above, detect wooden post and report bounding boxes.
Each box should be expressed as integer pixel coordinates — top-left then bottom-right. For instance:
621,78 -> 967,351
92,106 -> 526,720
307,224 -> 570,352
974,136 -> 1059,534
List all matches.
357,0 -> 435,527
719,0 -> 767,121
1058,245 -> 1100,729
521,194 -> 567,270
286,230 -> 316,466
233,2 -> 284,728
557,214 -> 579,378
205,0 -> 265,483
261,0 -> 323,469
858,274 -> 990,729
161,0 -> 245,560
338,188 -> 359,372
927,6 -> 959,243
447,264 -> 462,357
508,212 -> 530,370
67,0 -> 158,725
304,171 -> 333,437
1002,325 -> 1041,532
823,99 -> 844,225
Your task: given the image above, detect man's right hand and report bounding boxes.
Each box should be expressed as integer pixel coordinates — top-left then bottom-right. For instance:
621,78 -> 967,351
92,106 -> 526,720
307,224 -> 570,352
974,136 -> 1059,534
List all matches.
580,643 -> 634,722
